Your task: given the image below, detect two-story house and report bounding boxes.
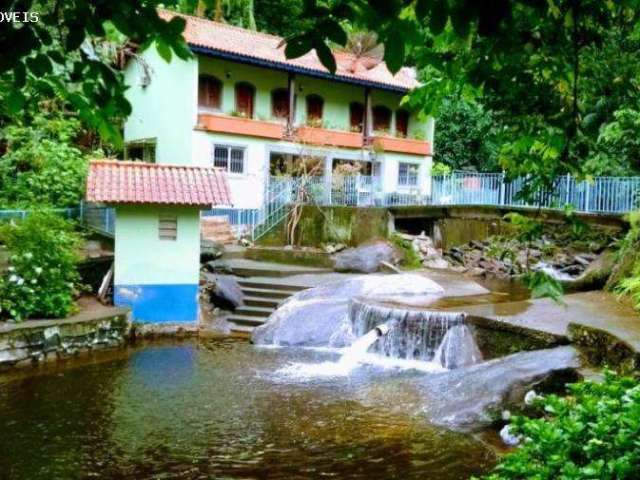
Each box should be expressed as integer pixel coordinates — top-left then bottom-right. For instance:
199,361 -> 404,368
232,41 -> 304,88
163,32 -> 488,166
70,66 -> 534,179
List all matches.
123,10 -> 434,215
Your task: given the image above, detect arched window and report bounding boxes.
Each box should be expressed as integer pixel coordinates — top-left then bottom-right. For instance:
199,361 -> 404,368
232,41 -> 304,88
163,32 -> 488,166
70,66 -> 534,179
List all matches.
235,82 -> 255,118
349,102 -> 364,132
306,94 -> 324,123
198,75 -> 222,110
271,88 -> 289,119
396,109 -> 409,137
372,105 -> 392,132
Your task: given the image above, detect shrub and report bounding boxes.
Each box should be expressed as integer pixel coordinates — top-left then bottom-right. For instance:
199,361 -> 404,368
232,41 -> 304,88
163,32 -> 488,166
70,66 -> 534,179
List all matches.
389,233 -> 422,270
481,372 -> 640,480
613,211 -> 640,309
0,212 -> 82,321
0,113 -> 89,208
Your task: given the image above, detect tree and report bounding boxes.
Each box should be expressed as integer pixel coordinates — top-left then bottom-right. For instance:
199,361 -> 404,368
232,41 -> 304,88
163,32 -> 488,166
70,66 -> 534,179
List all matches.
281,0 -> 640,190
254,0 -> 306,37
0,0 -> 191,143
433,97 -> 498,172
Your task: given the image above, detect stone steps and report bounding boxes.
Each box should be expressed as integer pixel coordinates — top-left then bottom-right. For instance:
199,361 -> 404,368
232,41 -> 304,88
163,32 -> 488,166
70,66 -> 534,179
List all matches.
227,280 -> 309,335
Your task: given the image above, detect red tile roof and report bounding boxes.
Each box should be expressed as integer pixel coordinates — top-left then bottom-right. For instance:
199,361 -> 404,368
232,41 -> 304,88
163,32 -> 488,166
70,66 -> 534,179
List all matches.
86,161 -> 232,207
158,10 -> 418,92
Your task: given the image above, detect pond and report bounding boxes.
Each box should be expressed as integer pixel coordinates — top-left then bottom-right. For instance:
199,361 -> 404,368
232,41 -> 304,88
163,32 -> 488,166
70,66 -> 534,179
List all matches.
0,339 -> 496,479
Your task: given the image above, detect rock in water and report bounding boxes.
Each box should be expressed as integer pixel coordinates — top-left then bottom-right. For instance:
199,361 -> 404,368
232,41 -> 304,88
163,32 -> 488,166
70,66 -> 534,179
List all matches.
203,274 -> 244,310
251,274 -> 444,347
332,241 -> 397,273
418,346 -> 581,431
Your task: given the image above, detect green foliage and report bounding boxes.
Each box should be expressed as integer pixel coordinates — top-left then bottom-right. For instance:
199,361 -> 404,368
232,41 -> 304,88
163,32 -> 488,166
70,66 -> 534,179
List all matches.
1,1 -> 191,144
431,162 -> 452,176
614,210 -> 640,309
562,204 -> 590,240
0,213 -> 82,322
389,234 -> 422,270
0,112 -> 89,208
503,213 -> 544,244
585,108 -> 640,176
481,371 -> 640,480
522,270 -> 564,303
433,97 -> 499,171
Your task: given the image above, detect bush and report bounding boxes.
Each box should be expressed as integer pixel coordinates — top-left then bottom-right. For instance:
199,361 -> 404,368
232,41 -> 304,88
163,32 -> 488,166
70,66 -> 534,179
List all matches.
613,211 -> 640,309
481,372 -> 640,480
0,113 -> 89,208
0,212 -> 82,321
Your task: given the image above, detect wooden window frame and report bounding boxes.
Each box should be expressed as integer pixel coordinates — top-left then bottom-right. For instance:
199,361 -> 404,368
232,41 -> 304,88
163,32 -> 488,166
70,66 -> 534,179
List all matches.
198,75 -> 222,111
349,102 -> 365,132
395,109 -> 410,138
234,82 -> 256,118
306,94 -> 324,124
372,105 -> 392,133
271,88 -> 289,119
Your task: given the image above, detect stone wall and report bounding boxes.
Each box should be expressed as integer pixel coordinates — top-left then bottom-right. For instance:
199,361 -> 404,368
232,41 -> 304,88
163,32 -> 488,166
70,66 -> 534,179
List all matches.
259,206 -> 390,248
0,308 -> 130,371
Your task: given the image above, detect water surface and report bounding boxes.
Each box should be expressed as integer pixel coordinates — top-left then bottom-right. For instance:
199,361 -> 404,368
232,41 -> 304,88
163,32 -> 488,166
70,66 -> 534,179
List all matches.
0,339 -> 495,479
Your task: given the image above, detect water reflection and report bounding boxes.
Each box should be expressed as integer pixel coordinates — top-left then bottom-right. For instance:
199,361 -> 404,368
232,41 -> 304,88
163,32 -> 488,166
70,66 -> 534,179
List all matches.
0,339 -> 495,479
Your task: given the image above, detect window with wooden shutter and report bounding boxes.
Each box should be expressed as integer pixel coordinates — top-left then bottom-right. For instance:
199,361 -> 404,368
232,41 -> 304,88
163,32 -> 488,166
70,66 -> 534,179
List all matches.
235,82 -> 255,118
306,94 -> 324,123
198,75 -> 222,110
372,106 -> 392,133
271,88 -> 289,119
158,215 -> 178,241
349,102 -> 364,132
396,109 -> 409,138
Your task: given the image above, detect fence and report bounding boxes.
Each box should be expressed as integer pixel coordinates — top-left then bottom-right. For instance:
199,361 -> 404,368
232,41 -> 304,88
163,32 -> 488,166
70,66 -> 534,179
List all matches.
80,203 -> 115,236
0,207 -> 80,222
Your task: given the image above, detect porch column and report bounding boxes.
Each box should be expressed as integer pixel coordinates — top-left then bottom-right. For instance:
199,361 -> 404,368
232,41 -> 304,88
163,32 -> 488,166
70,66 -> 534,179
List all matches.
363,87 -> 372,144
324,155 -> 333,205
287,73 -> 296,135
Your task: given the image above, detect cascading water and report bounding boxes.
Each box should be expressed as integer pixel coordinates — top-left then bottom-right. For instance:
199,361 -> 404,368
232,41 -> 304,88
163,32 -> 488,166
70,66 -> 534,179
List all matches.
350,300 -> 482,368
433,325 -> 483,369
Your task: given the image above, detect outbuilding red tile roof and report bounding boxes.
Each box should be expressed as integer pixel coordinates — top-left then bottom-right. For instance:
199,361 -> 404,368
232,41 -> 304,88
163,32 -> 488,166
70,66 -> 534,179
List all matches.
86,160 -> 232,207
158,10 -> 418,92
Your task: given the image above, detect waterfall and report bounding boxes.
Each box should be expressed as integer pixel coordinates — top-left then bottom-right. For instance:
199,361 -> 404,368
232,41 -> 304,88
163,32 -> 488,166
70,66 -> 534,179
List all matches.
349,300 -> 482,368
433,325 -> 483,369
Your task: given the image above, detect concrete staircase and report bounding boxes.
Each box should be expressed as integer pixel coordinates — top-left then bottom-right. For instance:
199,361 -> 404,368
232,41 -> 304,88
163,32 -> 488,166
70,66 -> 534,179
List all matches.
228,279 -> 308,334
201,216 -> 236,245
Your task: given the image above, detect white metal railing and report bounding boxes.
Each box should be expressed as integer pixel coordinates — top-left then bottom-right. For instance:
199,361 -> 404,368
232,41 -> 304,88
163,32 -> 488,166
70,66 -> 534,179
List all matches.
76,172 -> 640,242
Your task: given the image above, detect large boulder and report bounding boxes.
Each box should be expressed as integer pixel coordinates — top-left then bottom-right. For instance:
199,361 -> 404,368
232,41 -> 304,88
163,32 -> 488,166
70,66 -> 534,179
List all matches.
251,274 -> 444,347
418,346 -> 581,431
332,241 -> 398,273
200,239 -> 225,262
202,273 -> 244,310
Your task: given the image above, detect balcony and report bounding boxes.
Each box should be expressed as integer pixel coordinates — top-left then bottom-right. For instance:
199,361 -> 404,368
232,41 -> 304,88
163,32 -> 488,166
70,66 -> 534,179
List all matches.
197,113 -> 284,139
372,135 -> 432,156
294,125 -> 364,149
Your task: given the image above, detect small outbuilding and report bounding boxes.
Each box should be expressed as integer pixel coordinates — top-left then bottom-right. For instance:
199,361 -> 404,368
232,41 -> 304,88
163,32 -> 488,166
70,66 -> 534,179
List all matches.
86,160 -> 232,323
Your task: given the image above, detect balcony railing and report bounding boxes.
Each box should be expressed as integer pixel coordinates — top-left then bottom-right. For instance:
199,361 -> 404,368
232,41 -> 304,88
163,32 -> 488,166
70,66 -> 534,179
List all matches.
196,113 -> 431,155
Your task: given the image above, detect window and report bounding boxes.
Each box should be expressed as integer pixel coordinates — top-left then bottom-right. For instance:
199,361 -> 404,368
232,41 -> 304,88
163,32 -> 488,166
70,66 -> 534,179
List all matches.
214,145 -> 245,174
306,94 -> 324,123
349,102 -> 364,132
398,162 -> 418,187
198,75 -> 222,110
372,105 -> 391,132
235,82 -> 255,118
396,109 -> 409,137
158,215 -> 177,241
125,139 -> 156,162
271,88 -> 289,119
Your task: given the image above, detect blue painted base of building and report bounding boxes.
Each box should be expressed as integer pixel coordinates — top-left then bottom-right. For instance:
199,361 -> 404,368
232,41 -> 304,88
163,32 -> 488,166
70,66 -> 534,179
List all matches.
114,284 -> 199,323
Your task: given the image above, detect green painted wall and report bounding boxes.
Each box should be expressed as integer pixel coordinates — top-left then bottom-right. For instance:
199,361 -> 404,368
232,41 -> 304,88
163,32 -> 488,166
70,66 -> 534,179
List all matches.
114,205 -> 201,286
124,47 -> 198,165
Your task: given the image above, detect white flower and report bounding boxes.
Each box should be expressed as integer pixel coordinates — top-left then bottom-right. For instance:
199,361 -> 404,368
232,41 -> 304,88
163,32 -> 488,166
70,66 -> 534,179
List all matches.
524,390 -> 539,405
34,267 -> 43,275
23,252 -> 33,260
16,278 -> 24,286
31,279 -> 37,284
9,275 -> 18,283
7,266 -> 15,272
